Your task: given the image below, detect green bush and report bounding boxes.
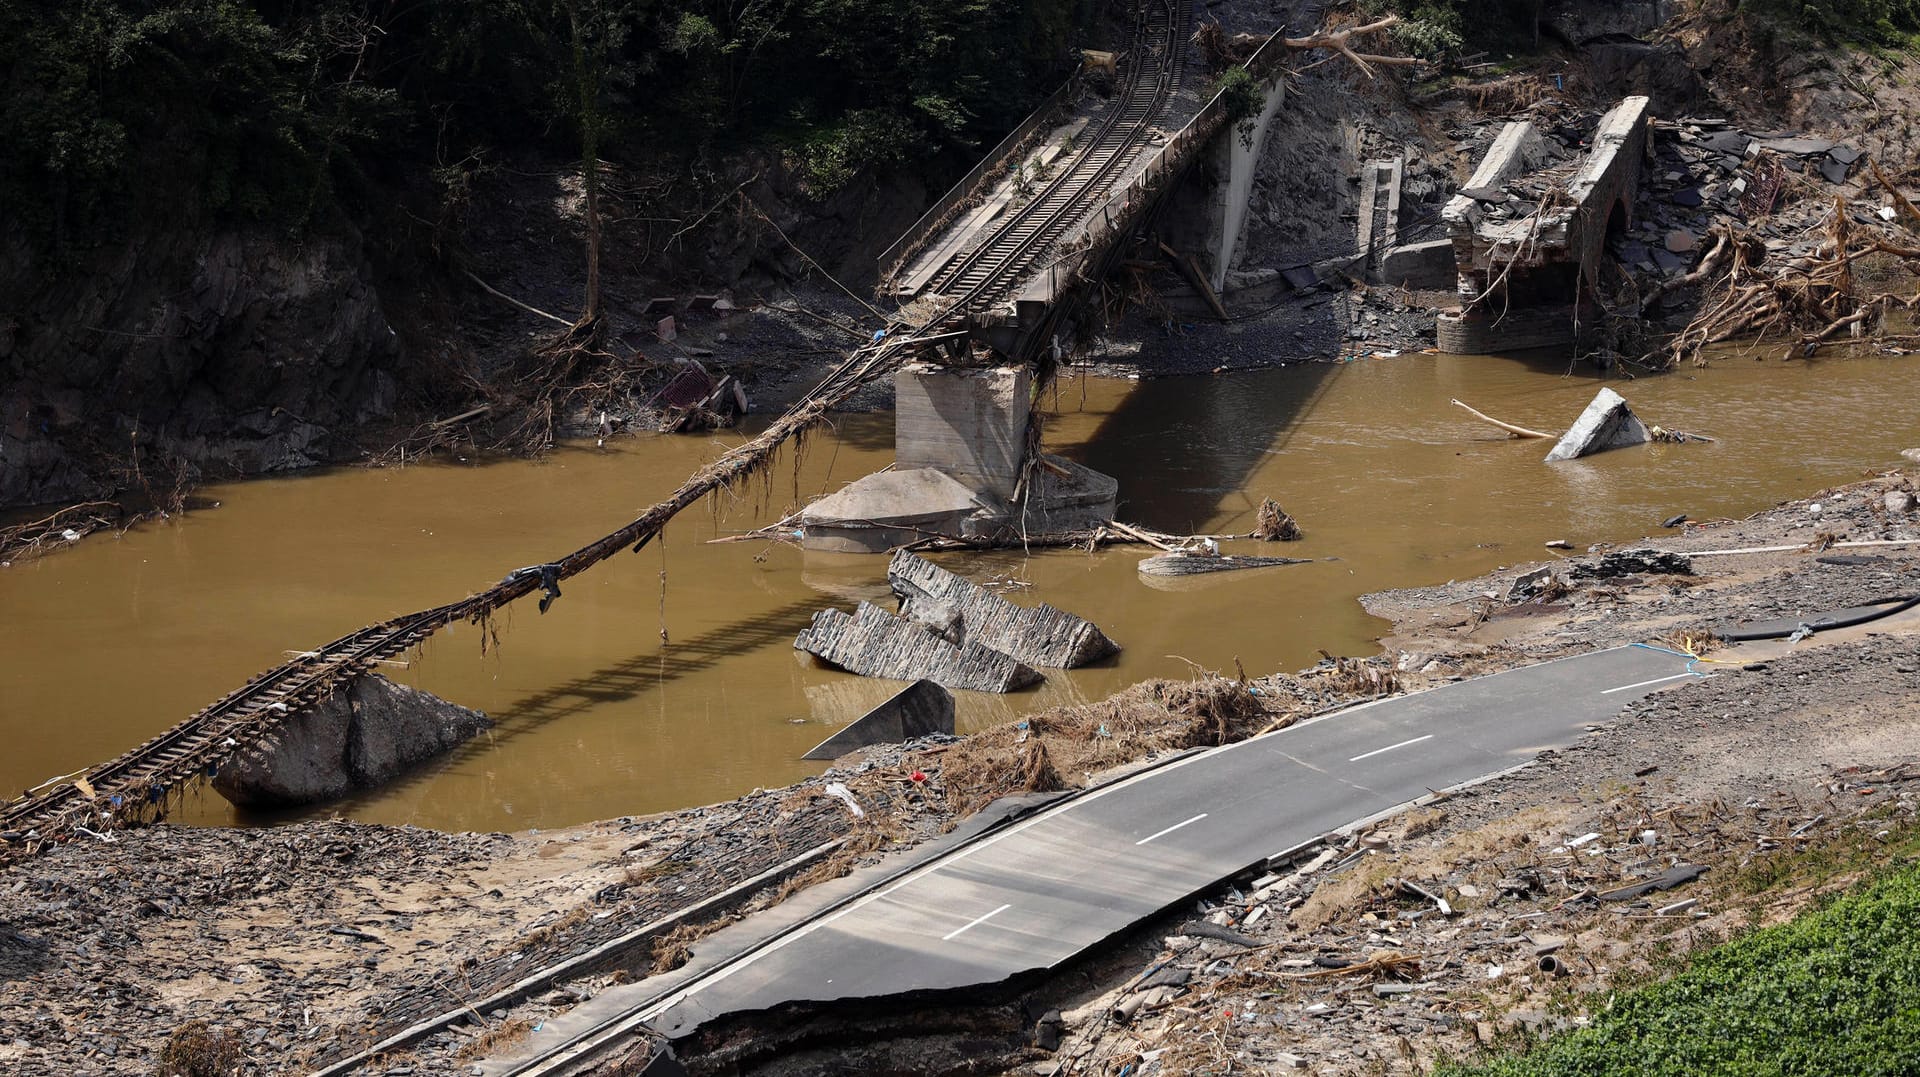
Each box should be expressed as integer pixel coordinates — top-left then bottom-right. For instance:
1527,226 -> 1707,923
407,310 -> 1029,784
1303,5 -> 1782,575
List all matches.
1445,859 -> 1920,1077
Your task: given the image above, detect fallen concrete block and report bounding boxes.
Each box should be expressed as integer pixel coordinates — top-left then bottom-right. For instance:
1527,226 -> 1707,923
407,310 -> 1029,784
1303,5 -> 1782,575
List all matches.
801,679 -> 955,760
795,601 -> 1042,693
1545,388 -> 1651,462
1506,566 -> 1555,600
213,673 -> 491,809
889,549 -> 1118,668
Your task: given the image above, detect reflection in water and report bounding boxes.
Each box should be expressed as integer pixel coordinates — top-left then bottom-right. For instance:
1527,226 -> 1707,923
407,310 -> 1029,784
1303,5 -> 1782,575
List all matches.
3,354 -> 1918,831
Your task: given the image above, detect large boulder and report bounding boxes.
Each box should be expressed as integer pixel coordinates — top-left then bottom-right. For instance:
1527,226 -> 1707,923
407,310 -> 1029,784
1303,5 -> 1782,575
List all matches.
213,673 -> 490,809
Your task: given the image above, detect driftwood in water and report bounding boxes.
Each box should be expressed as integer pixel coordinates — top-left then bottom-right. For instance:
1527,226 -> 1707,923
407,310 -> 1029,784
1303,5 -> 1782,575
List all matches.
888,550 -> 1119,669
795,602 -> 1042,693
1451,398 -> 1552,439
1138,553 -> 1310,577
1253,498 -> 1302,541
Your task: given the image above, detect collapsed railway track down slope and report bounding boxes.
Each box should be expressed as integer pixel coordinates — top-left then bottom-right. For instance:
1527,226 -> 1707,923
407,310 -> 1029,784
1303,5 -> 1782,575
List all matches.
0,335 -> 930,865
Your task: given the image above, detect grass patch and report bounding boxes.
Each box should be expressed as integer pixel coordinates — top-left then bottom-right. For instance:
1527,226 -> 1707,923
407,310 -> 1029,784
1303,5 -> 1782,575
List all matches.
1444,854 -> 1920,1076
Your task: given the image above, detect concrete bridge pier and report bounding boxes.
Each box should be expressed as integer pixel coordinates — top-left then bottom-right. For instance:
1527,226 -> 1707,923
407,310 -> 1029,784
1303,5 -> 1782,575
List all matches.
799,364 -> 1117,553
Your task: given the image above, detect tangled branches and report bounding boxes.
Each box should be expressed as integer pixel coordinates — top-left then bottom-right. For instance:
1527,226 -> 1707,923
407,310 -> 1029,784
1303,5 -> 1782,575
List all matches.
1662,190 -> 1920,367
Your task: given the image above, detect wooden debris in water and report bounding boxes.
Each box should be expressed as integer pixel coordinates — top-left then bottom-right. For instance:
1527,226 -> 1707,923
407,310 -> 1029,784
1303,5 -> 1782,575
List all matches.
1450,398 -> 1552,440
1254,498 -> 1303,541
1138,552 -> 1311,577
888,550 -> 1118,669
794,602 -> 1042,693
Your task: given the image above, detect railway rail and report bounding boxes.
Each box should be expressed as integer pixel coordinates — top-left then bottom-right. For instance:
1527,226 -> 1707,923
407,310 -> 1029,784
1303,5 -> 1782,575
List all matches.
922,0 -> 1194,309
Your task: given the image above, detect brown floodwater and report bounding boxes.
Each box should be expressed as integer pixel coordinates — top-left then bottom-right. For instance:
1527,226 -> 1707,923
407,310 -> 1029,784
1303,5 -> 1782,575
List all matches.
4,352 -> 1918,832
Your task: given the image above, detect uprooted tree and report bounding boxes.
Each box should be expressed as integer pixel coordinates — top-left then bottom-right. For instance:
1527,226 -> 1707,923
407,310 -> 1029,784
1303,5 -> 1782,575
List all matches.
1656,168 -> 1920,366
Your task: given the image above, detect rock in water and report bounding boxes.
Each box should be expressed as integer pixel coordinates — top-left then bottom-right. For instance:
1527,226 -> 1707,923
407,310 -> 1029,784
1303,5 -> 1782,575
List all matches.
213,673 -> 491,808
1545,388 -> 1651,462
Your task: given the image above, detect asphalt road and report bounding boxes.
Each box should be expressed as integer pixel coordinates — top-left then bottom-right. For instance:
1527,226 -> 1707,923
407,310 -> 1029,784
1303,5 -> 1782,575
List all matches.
489,642 -> 1699,1070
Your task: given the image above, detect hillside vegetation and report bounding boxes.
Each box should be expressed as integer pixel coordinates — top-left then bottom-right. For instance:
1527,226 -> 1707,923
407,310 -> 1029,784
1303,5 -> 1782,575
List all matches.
0,0 -> 1093,254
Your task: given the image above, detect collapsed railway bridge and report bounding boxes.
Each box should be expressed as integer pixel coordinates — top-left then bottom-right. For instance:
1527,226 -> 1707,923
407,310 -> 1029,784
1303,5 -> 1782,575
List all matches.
0,0 -> 1301,866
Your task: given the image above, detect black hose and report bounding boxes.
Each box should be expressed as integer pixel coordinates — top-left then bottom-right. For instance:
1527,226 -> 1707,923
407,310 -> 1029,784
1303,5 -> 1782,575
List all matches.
1717,595 -> 1920,642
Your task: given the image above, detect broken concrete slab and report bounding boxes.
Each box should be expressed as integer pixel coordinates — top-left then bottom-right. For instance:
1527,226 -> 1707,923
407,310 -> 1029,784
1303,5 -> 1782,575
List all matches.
1015,455 -> 1120,537
799,469 -> 994,554
889,550 -> 1118,668
1545,388 -> 1651,462
795,601 -> 1042,693
1377,238 -> 1457,290
213,674 -> 491,809
1760,137 -> 1835,156
801,679 -> 955,760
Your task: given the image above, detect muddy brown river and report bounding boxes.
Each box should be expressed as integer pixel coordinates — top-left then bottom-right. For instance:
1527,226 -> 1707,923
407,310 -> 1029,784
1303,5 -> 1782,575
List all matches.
5,353 -> 1917,831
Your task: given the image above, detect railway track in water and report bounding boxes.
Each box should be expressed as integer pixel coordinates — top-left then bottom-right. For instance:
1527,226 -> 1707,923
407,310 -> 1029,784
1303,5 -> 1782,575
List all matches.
0,334 -> 923,866
925,0 -> 1194,310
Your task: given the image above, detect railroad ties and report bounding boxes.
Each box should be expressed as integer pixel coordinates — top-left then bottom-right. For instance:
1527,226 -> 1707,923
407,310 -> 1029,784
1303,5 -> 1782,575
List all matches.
921,0 -> 1195,308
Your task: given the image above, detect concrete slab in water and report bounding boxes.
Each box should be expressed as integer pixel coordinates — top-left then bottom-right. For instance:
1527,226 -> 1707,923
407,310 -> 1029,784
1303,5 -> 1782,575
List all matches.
799,468 -> 992,554
1546,388 -> 1651,462
801,679 -> 955,760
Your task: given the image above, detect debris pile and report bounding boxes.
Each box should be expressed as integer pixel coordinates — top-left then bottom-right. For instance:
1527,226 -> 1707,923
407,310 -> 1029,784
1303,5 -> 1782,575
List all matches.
1622,118 -> 1920,366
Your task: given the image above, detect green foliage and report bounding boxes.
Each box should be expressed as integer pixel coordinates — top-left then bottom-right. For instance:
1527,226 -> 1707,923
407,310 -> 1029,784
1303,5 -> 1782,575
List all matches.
1444,858 -> 1920,1077
1208,65 -> 1265,121
1744,0 -> 1920,44
1362,0 -> 1543,56
1,0 -> 1092,245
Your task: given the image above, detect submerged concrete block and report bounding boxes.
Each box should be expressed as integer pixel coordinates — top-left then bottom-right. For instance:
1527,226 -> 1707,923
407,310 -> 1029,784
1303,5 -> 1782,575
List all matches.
889,549 -> 1119,669
801,679 -> 956,760
1545,388 -> 1651,462
894,363 -> 1031,502
795,602 -> 1042,693
213,673 -> 491,809
799,468 -> 992,553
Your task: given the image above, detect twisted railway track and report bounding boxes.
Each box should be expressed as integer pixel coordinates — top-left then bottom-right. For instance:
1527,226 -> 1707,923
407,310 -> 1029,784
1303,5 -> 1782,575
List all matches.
0,335 -> 920,866
0,5 -> 1194,861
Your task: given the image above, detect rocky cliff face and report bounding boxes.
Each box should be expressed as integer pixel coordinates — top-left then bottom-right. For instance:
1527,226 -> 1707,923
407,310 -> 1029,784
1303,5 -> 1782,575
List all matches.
0,217 -> 404,509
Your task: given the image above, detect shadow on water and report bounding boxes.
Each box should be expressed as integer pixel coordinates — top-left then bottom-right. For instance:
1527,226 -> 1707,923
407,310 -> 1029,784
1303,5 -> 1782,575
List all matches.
1053,361 -> 1344,532
249,597 -> 828,825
